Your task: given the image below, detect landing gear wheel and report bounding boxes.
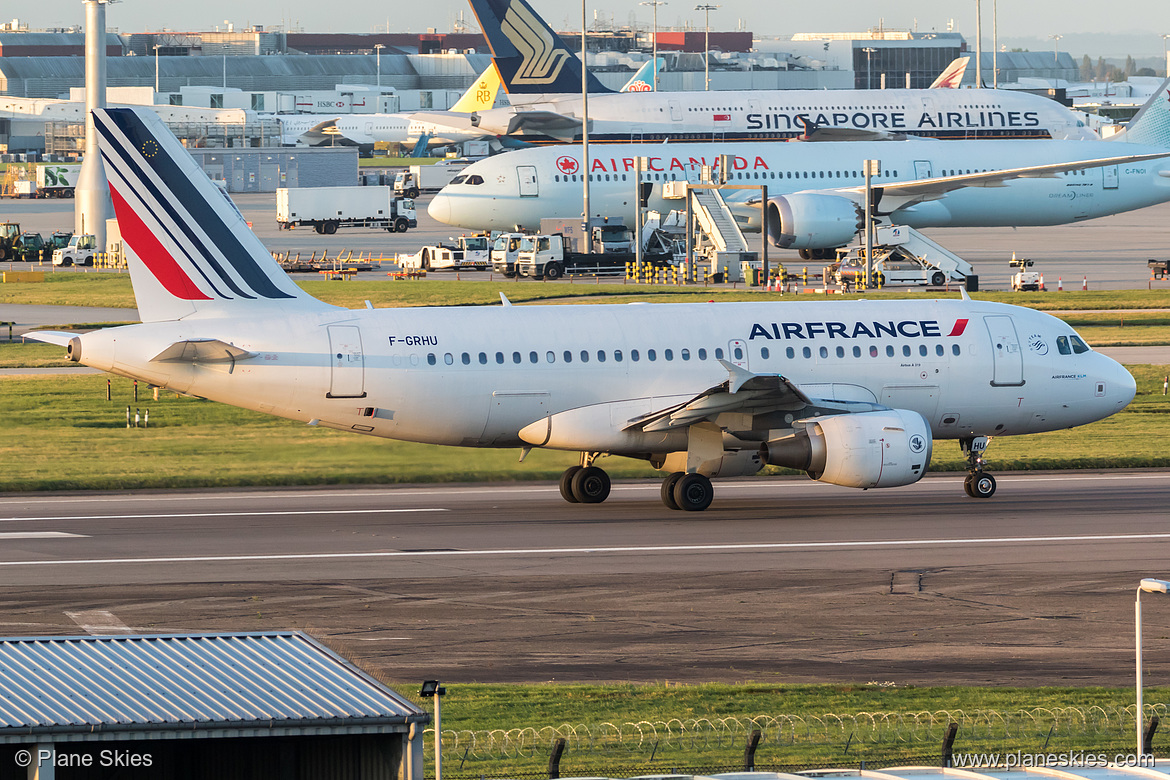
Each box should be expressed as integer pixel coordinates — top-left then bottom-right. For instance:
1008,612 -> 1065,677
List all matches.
571,466 -> 611,504
559,466 -> 583,503
969,472 -> 996,498
798,249 -> 812,260
963,474 -> 975,497
673,473 -> 714,512
660,472 -> 684,510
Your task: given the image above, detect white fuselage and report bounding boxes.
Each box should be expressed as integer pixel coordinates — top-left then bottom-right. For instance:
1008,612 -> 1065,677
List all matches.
72,299 -> 1132,452
427,138 -> 1170,232
276,114 -> 487,147
469,87 -> 1095,143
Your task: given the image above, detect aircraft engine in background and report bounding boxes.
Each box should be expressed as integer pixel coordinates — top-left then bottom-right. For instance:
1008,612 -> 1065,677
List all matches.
761,409 -> 933,488
764,193 -> 865,250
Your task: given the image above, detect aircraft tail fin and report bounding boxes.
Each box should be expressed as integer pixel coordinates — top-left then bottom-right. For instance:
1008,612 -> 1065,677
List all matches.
1107,75 -> 1170,148
467,0 -> 614,98
449,62 -> 503,113
928,57 -> 968,89
620,58 -> 661,92
94,108 -> 332,323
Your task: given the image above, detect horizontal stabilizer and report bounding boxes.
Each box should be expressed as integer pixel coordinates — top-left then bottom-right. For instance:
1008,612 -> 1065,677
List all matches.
150,339 -> 257,364
506,111 -> 584,140
22,330 -> 76,347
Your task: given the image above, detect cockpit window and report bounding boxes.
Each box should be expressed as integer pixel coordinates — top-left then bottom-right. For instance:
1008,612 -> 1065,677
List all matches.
450,175 -> 467,185
1056,336 -> 1071,355
1070,335 -> 1090,354
465,175 -> 484,185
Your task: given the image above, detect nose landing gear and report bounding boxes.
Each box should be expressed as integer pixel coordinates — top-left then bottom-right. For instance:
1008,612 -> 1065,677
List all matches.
960,436 -> 997,498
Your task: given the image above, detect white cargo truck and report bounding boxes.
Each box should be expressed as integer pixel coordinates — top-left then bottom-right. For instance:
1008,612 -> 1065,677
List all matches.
402,235 -> 491,272
35,164 -> 81,198
276,187 -> 416,234
392,162 -> 470,198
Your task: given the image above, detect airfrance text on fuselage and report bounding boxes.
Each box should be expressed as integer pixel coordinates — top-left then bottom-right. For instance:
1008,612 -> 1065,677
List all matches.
748,319 -> 969,340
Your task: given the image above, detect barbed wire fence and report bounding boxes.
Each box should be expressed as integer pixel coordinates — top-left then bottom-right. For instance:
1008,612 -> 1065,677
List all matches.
427,704 -> 1169,778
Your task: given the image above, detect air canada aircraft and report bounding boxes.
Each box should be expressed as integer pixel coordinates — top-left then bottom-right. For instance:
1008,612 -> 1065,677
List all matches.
30,108 -> 1136,511
428,79 -> 1170,254
413,0 -> 1095,144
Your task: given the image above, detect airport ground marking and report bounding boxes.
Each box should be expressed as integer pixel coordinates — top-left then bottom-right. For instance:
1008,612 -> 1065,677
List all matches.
0,508 -> 449,523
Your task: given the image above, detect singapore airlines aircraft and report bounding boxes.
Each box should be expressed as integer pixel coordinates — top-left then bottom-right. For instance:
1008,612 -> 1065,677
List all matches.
30,108 -> 1135,511
428,81 -> 1170,253
276,64 -> 505,149
410,0 -> 1095,144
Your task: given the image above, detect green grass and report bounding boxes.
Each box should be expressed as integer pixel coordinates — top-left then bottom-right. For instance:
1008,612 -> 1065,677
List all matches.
1,367 -> 1167,491
350,682 -> 1170,777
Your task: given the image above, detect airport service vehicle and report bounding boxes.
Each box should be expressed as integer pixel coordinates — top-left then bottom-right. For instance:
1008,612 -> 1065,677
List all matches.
402,235 -> 491,271
46,231 -> 73,254
0,222 -> 19,259
276,187 -> 416,234
52,234 -> 96,267
12,232 -> 46,262
35,163 -> 80,198
491,232 -> 526,277
393,164 -> 469,199
1010,257 -> 1042,292
1150,259 -> 1169,280
413,0 -> 1095,145
7,180 -> 36,198
429,83 -> 1170,251
31,107 -> 1137,512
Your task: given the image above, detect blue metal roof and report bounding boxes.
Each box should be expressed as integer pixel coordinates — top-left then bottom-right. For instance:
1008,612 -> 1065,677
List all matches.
0,632 -> 426,741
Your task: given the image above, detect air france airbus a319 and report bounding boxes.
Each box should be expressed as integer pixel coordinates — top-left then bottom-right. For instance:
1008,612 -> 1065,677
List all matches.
428,80 -> 1170,256
30,108 -> 1135,511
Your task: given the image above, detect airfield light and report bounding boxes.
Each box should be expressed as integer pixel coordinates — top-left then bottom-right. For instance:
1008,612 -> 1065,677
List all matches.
153,44 -> 159,94
640,1 -> 667,91
420,681 -> 447,780
1050,33 -> 1062,66
375,43 -> 384,88
1136,579 -> 1170,758
694,4 -> 719,91
862,47 -> 877,90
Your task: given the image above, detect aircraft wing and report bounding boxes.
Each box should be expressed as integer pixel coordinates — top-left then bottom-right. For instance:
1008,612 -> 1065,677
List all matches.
22,330 -> 76,347
621,360 -> 876,433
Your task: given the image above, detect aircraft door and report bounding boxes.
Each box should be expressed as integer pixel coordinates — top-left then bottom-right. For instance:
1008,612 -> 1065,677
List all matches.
727,339 -> 749,370
327,325 -> 366,398
914,160 -> 933,179
1103,165 -> 1119,189
517,166 -> 539,197
984,315 -> 1024,387
669,100 -> 683,121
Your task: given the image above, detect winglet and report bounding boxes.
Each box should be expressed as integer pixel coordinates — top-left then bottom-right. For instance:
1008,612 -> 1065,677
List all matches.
959,286 -> 971,301
718,359 -> 754,394
500,292 -> 512,307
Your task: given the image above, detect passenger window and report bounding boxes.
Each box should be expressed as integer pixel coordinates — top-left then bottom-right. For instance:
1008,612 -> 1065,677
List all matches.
733,346 -> 743,360
479,352 -> 488,365
512,351 -> 522,364
886,345 -> 894,357
563,350 -> 572,363
648,349 -> 657,361
919,345 -> 928,357
820,346 -> 829,358
1071,335 -> 1090,354
580,350 -> 590,363
445,353 -> 454,365
664,349 -> 673,361
427,353 -> 436,365
546,351 -> 555,363
952,344 -> 961,356
760,347 -> 769,359
597,351 -> 606,362
802,347 -> 812,359
853,346 -> 861,358
461,352 -> 470,365
870,346 -> 879,357
836,346 -> 845,358
1056,336 -> 1071,355
410,354 -> 419,366
681,348 -> 690,361
529,351 -> 538,364
496,352 -> 504,364
631,349 -> 640,361
614,350 -> 623,362
698,348 -> 707,360
936,344 -> 945,356
903,345 -> 911,357
715,348 -> 724,360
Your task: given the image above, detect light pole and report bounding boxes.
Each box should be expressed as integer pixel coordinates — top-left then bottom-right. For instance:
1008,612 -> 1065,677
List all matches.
421,681 -> 447,780
694,4 -> 719,91
582,0 -> 591,242
640,0 -> 667,91
974,0 -> 982,88
1136,579 -> 1170,760
375,43 -> 384,88
153,44 -> 160,94
1162,34 -> 1170,77
862,47 -> 876,90
1050,33 -> 1062,66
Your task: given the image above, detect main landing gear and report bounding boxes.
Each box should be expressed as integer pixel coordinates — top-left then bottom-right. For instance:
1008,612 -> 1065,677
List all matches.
960,436 -> 996,498
660,472 -> 714,511
558,453 -> 612,504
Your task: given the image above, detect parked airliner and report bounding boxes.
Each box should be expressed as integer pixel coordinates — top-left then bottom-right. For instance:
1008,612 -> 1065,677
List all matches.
29,108 -> 1135,511
428,80 -> 1170,254
421,0 -> 1095,144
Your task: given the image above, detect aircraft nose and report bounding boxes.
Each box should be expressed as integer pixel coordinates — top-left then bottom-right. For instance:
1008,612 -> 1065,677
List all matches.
1114,360 -> 1137,408
427,192 -> 452,225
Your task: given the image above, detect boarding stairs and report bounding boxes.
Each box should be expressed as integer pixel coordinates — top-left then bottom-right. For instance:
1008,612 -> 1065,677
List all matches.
872,224 -> 975,280
690,188 -> 751,254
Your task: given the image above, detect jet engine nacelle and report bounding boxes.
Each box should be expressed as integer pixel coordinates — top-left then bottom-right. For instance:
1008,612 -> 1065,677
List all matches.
765,193 -> 865,250
761,409 -> 932,488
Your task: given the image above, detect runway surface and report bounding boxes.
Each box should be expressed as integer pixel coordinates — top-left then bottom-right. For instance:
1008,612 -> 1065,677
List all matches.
1,471 -> 1167,685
